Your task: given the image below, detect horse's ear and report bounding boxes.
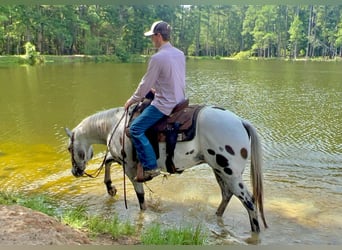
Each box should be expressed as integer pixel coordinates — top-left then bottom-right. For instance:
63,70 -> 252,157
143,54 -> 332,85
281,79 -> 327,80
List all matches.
65,127 -> 72,138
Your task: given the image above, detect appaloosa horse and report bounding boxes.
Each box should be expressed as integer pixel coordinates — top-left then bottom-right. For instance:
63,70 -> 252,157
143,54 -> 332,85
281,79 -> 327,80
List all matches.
65,105 -> 267,232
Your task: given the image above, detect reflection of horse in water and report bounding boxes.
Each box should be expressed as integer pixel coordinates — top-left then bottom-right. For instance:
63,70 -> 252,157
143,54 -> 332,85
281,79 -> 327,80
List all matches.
65,104 -> 267,232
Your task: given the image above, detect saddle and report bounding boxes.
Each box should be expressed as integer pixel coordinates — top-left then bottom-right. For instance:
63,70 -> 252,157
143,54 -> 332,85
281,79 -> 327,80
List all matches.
126,98 -> 204,174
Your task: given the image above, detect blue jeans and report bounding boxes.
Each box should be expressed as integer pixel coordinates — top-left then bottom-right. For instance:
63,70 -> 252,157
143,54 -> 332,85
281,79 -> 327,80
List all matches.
129,105 -> 165,170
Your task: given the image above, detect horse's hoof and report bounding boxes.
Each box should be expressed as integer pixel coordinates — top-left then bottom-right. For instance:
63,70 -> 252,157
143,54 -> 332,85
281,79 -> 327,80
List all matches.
107,187 -> 117,196
140,202 -> 147,210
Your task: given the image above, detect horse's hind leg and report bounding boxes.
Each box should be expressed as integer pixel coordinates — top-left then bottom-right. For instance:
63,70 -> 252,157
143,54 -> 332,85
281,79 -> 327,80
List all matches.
232,178 -> 260,232
104,157 -> 117,196
213,169 -> 233,216
242,189 -> 260,232
214,170 -> 260,232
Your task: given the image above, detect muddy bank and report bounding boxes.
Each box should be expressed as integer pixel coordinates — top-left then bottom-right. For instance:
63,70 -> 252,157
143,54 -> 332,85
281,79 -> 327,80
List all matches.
0,205 -> 139,245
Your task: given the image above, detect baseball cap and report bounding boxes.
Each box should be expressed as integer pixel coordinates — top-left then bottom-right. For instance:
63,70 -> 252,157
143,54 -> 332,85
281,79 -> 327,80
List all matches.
144,20 -> 171,38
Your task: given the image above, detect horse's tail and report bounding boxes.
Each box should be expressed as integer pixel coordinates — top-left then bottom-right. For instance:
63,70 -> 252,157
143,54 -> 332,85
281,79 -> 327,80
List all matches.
242,120 -> 268,229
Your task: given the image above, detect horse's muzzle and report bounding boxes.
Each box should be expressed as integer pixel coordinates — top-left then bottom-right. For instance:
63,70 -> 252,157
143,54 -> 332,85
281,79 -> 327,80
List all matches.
72,167 -> 84,177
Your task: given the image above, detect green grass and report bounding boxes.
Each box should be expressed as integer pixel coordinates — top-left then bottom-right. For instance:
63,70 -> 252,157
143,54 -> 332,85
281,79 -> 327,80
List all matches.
86,214 -> 135,239
0,191 -> 135,240
0,55 -> 27,65
0,54 -> 146,66
141,223 -> 207,245
0,191 -> 207,244
0,191 -> 57,216
61,204 -> 135,239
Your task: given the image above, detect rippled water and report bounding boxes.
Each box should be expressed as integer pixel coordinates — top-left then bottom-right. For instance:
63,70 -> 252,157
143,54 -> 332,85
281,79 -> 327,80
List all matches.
0,60 -> 341,245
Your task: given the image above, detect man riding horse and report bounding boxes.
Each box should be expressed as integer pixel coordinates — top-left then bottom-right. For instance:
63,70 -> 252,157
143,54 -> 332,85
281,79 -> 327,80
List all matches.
124,20 -> 186,182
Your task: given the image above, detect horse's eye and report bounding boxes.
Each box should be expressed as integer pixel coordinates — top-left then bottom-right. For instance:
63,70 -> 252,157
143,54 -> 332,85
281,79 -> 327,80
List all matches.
78,151 -> 85,160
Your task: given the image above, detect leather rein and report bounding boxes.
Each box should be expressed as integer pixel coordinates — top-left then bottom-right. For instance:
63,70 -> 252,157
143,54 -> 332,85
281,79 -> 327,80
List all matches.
70,109 -> 129,208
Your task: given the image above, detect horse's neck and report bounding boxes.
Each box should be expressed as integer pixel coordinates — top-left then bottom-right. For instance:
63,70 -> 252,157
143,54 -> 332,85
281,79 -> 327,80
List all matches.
75,107 -> 124,145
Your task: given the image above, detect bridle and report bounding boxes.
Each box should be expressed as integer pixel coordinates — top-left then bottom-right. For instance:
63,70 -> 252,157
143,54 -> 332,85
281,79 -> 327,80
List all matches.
69,132 -> 78,171
69,110 -> 128,178
68,110 -> 130,210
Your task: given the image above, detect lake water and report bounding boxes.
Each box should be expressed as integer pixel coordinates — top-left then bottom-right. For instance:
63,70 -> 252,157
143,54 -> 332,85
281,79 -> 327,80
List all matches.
0,59 -> 341,245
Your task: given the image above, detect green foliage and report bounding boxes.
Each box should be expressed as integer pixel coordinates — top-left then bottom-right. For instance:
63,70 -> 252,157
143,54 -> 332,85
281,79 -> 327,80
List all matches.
24,42 -> 44,65
115,43 -> 130,63
234,50 -> 252,60
1,5 -> 342,59
141,223 -> 206,245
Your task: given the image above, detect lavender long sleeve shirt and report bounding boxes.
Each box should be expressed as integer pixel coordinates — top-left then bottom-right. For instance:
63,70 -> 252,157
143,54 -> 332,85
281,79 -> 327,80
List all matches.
127,42 -> 186,115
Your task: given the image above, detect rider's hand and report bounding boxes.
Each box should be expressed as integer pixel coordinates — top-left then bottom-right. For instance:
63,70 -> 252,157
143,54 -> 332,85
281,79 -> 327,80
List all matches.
124,99 -> 134,110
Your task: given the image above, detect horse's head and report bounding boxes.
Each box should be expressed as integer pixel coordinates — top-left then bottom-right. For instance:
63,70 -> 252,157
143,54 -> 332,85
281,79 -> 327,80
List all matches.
65,128 -> 94,177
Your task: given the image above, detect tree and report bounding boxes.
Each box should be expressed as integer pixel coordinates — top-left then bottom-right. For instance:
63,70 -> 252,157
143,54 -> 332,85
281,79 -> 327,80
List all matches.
335,12 -> 342,57
1,4 -> 342,59
288,11 -> 304,59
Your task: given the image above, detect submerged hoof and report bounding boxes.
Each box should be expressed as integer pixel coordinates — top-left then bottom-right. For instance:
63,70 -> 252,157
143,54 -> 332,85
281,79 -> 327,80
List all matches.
107,186 -> 117,196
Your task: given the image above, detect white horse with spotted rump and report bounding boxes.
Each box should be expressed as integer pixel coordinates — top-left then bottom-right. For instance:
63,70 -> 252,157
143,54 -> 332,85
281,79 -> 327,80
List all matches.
65,105 -> 268,232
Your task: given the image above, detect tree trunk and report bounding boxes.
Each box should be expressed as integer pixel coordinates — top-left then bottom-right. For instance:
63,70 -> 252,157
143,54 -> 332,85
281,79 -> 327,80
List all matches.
195,10 -> 201,56
306,5 -> 313,58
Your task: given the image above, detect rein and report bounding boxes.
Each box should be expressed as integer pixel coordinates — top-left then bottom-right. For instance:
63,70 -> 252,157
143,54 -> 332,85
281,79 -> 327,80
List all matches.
72,109 -> 129,209
82,154 -> 107,178
121,110 -> 129,209
83,110 -> 127,179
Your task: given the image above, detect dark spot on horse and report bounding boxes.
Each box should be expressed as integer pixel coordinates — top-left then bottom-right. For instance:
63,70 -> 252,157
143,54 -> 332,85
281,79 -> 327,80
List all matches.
214,169 -> 222,175
224,167 -> 233,175
119,137 -> 123,146
239,183 -> 244,189
253,218 -> 259,228
225,145 -> 235,155
238,195 -> 244,200
186,149 -> 195,155
241,192 -> 244,196
216,154 -> 229,168
240,148 -> 248,159
219,146 -> 223,152
207,149 -> 215,155
244,200 -> 254,211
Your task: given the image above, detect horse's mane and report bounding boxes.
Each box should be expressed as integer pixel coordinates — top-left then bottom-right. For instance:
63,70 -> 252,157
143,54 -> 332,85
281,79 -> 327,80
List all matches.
75,107 -> 124,136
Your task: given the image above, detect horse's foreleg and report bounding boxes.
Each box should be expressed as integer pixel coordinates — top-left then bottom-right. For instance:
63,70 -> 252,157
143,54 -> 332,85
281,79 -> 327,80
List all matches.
135,191 -> 146,210
213,169 -> 233,217
124,164 -> 146,210
104,159 -> 117,196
